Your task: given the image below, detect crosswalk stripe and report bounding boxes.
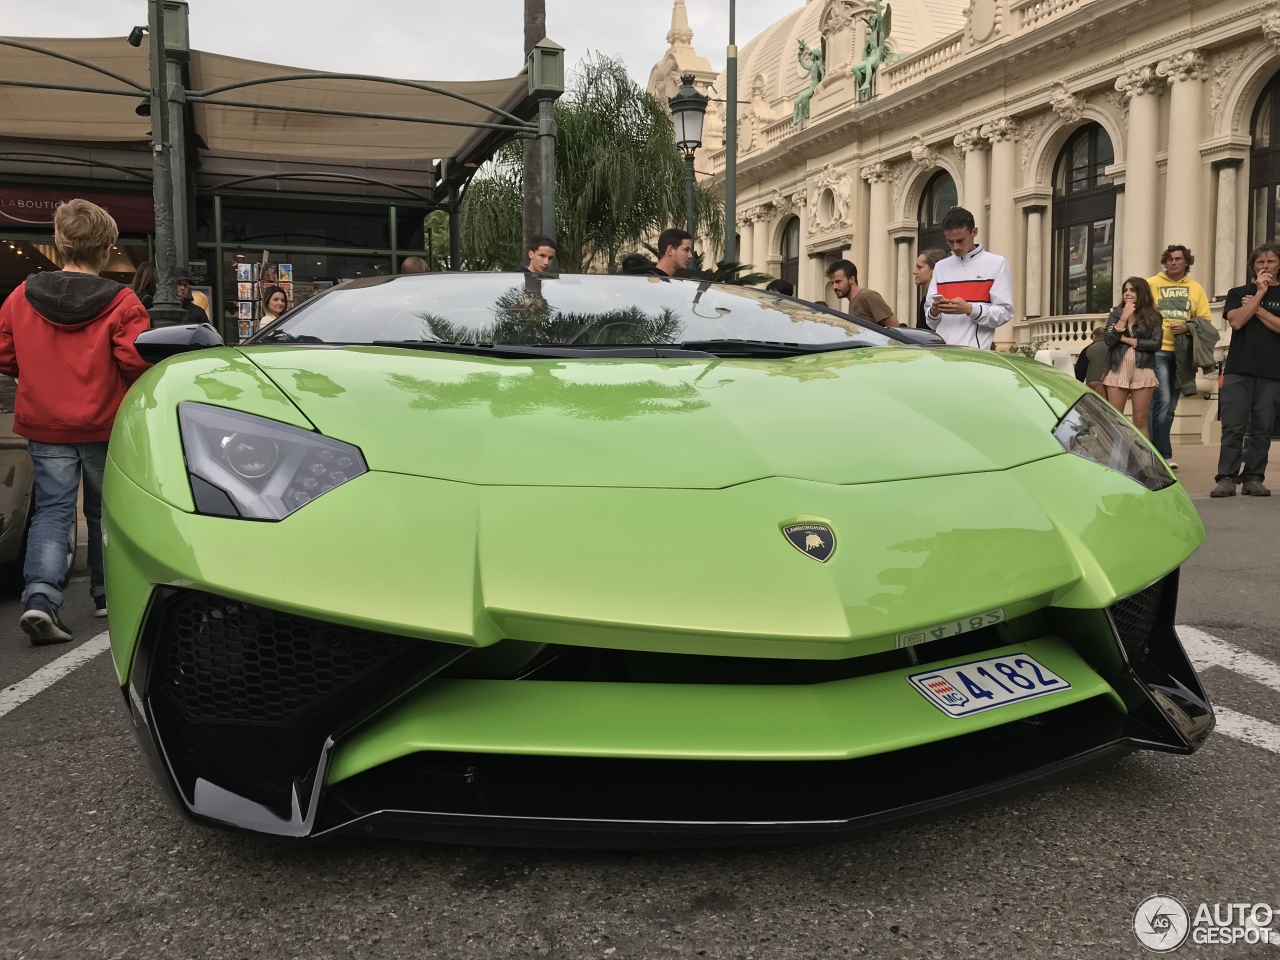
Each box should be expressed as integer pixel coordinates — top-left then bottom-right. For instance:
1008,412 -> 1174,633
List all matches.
0,631 -> 110,720
1211,706 -> 1280,758
1178,625 -> 1280,693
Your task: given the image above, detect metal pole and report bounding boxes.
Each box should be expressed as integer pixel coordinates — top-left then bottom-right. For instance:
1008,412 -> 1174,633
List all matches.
448,183 -> 462,271
538,98 -> 557,244
146,0 -> 185,326
685,152 -> 697,241
722,0 -> 737,265
166,54 -> 188,272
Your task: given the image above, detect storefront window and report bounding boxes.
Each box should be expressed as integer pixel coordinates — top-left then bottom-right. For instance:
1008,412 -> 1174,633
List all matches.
1250,75 -> 1280,248
221,251 -> 392,340
220,199 -> 391,249
917,171 -> 958,252
1052,124 -> 1116,314
779,217 -> 800,289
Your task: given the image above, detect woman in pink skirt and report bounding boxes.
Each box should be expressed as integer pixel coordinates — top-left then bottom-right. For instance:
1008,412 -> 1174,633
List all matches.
1102,277 -> 1163,439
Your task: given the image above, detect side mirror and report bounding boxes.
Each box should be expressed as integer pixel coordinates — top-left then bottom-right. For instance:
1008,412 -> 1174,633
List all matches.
135,323 -> 224,363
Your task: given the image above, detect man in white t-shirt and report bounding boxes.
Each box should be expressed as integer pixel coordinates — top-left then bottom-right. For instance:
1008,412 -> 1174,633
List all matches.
925,206 -> 1014,350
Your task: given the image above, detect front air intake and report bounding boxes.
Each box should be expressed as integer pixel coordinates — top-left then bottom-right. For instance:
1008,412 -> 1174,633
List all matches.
140,590 -> 459,820
1108,577 -> 1166,662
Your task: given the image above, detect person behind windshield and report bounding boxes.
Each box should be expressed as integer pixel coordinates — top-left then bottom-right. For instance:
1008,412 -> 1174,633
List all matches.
766,279 -> 794,297
400,256 -> 429,274
525,235 -> 557,274
654,228 -> 693,277
259,285 -> 288,329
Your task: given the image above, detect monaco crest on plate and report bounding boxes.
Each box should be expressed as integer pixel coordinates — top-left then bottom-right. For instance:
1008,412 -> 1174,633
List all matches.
782,523 -> 835,562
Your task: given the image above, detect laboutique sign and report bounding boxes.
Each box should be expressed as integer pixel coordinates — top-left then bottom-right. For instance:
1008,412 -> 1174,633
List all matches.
0,188 -> 154,233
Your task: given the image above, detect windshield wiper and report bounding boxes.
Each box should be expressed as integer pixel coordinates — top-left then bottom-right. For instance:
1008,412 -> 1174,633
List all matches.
370,341 -> 715,360
255,329 -> 327,344
677,339 -> 872,357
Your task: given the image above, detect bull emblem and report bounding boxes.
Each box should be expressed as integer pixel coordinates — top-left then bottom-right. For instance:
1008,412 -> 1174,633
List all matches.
782,522 -> 835,562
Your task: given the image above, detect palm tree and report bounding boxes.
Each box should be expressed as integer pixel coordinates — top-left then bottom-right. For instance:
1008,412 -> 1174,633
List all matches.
460,56 -> 724,274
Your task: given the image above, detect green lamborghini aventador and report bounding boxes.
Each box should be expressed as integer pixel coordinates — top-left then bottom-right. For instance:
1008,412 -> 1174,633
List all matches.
105,272 -> 1213,845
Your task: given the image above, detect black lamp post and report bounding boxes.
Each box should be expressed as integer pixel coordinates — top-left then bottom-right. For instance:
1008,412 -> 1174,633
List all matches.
668,74 -> 708,241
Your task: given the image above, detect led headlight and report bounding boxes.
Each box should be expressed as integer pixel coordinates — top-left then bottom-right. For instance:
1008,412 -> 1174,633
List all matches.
178,403 -> 368,520
1052,392 -> 1175,492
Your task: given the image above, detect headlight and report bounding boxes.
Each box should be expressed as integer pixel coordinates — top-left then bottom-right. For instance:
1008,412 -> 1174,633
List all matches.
1052,392 -> 1175,492
178,403 -> 368,520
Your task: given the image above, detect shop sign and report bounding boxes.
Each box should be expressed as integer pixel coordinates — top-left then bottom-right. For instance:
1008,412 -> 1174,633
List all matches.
0,188 -> 154,232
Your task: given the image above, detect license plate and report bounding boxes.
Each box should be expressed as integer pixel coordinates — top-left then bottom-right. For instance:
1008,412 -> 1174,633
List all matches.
897,609 -> 1005,648
908,654 -> 1070,718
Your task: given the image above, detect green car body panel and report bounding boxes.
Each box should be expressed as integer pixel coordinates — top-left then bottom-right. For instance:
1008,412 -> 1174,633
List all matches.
103,321 -> 1209,843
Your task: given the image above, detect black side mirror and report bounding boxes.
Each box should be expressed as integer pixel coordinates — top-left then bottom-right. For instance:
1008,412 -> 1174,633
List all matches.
135,323 -> 224,363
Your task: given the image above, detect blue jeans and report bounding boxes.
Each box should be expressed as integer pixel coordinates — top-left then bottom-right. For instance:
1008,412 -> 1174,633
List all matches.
23,441 -> 106,607
1151,351 -> 1179,459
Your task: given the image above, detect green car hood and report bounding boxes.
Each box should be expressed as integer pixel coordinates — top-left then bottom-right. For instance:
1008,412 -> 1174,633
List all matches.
244,345 -> 1065,488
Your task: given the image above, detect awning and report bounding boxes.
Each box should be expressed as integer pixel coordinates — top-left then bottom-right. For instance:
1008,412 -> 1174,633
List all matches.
0,36 -> 530,163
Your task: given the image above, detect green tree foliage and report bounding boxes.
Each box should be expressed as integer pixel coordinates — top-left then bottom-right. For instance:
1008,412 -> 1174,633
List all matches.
458,56 -> 724,273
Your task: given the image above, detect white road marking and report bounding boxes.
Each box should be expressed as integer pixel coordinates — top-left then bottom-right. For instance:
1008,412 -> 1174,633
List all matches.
1211,707 -> 1280,757
1178,625 -> 1280,692
0,631 -> 110,720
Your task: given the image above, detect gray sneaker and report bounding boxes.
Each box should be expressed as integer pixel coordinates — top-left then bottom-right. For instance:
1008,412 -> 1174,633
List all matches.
1242,480 -> 1271,497
1210,479 -> 1237,498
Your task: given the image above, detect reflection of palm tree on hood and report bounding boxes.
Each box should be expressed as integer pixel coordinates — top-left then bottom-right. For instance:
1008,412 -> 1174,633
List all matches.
385,368 -> 709,421
415,285 -> 684,346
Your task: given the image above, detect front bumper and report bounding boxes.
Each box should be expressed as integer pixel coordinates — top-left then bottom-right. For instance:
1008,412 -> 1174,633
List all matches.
118,575 -> 1212,847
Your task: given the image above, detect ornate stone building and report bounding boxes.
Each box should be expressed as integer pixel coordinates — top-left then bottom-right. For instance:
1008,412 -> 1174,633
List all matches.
647,0 -> 1280,443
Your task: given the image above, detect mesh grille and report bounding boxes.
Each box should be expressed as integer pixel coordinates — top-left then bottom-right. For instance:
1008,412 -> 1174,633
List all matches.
1109,578 -> 1166,659
162,594 -> 410,723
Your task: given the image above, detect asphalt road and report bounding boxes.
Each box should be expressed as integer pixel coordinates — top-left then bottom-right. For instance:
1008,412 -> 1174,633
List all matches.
2,497 -> 1279,960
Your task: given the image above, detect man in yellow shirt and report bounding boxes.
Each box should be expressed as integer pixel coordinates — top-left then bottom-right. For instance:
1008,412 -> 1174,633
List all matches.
1148,245 -> 1211,469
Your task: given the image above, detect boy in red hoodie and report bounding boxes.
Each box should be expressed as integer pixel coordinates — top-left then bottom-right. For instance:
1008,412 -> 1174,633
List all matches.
0,199 -> 150,643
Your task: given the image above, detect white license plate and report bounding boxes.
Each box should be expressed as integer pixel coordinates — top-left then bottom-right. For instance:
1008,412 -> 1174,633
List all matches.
897,609 -> 1005,648
908,654 -> 1070,718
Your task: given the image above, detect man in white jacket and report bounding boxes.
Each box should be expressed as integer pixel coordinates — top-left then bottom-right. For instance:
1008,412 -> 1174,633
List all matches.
925,206 -> 1014,349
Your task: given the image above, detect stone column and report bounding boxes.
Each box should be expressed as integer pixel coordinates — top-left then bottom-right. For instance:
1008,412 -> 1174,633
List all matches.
895,238 -> 915,324
754,209 -> 773,285
1116,65 -> 1164,280
982,118 -> 1020,263
1025,205 -> 1046,318
1213,160 -> 1242,296
862,161 -> 893,293
954,128 -> 990,239
1158,51 -> 1207,251
739,217 -> 755,272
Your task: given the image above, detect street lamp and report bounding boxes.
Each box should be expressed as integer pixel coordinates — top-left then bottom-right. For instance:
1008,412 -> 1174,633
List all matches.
668,73 -> 708,241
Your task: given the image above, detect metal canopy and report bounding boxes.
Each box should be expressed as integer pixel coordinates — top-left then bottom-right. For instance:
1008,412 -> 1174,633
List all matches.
0,36 -> 533,188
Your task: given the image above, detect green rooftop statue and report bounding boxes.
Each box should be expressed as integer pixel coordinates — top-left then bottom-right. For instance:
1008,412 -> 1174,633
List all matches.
792,39 -> 825,128
852,0 -> 899,98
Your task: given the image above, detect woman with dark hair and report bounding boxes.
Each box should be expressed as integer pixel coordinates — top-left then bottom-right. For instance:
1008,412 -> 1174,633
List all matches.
131,260 -> 157,308
1101,277 -> 1163,438
913,248 -> 948,329
259,285 -> 288,329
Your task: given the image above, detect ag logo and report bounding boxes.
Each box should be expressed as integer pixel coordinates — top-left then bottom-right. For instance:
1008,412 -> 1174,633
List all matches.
1133,895 -> 1190,952
782,523 -> 835,562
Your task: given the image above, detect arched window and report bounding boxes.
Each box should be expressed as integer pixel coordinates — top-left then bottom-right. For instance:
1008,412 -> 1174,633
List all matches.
1250,73 -> 1280,247
1052,123 -> 1116,314
917,171 -> 958,252
780,217 -> 800,289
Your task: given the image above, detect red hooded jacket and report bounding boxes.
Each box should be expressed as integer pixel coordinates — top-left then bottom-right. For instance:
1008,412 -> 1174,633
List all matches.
0,271 -> 151,443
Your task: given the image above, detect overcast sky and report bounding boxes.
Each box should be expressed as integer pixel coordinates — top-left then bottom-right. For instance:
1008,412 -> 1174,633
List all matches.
7,0 -> 795,85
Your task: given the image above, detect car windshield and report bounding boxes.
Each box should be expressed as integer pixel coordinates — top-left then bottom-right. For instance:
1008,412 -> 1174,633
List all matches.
255,273 -> 902,351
